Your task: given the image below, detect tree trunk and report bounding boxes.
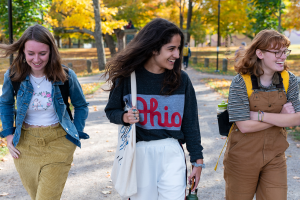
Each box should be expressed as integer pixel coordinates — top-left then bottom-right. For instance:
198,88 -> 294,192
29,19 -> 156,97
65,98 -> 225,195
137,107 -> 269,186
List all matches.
78,39 -> 81,48
115,28 -> 125,52
55,35 -> 60,48
68,37 -> 72,48
92,0 -> 106,70
186,0 -> 193,43
104,33 -> 116,56
278,0 -> 281,32
179,0 -> 183,29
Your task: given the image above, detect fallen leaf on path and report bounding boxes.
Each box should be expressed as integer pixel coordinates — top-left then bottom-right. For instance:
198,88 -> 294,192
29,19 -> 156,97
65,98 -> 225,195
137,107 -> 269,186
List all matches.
293,176 -> 300,180
215,138 -> 219,140
107,150 -> 113,152
221,136 -> 227,139
1,157 -> 8,162
106,186 -> 113,189
296,144 -> 300,148
215,179 -> 221,181
106,140 -> 109,142
105,175 -> 111,178
93,106 -> 98,111
71,163 -> 74,166
0,192 -> 9,196
101,191 -> 111,194
287,155 -> 292,157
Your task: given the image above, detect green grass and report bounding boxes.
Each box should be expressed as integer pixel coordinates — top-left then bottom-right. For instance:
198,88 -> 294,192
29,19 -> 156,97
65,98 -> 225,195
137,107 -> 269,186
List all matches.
201,78 -> 232,98
286,127 -> 300,141
0,147 -> 8,161
191,62 -> 237,76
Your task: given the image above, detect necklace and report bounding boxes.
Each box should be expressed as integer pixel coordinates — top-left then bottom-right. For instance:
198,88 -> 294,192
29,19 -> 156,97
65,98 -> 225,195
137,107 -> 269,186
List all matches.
30,75 -> 46,88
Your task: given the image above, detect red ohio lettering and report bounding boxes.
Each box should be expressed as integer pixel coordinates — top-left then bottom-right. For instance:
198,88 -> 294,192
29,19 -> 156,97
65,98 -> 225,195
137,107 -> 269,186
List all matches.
137,97 -> 182,127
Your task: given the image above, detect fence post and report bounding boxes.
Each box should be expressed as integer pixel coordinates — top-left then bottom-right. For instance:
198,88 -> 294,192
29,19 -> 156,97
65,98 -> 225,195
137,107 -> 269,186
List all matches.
193,57 -> 197,64
204,58 -> 209,68
67,63 -> 73,70
222,58 -> 228,72
87,59 -> 92,73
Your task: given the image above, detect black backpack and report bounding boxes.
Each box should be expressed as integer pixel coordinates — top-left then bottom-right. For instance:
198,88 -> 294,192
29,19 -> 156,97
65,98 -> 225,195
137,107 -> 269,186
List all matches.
11,67 -> 73,121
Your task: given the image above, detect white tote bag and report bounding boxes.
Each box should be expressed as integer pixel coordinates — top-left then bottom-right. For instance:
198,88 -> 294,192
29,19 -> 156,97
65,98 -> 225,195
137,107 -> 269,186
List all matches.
111,71 -> 137,199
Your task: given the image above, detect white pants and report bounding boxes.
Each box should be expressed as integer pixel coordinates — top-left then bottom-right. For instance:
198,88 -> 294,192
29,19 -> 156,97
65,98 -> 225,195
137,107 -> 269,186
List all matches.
130,138 -> 186,200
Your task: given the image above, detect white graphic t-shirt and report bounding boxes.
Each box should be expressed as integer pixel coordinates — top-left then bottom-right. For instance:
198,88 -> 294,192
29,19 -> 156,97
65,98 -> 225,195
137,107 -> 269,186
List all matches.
24,75 -> 59,126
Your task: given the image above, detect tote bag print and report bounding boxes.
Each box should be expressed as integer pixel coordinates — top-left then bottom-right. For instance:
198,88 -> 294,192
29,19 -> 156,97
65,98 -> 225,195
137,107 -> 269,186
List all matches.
111,71 -> 137,199
117,124 -> 133,164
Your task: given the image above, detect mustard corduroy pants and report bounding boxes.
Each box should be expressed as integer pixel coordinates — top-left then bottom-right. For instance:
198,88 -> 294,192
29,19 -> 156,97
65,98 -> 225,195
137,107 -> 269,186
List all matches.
14,124 -> 76,200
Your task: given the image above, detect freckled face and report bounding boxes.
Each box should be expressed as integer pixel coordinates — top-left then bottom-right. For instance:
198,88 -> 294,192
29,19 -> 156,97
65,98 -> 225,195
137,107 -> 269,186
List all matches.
149,34 -> 181,73
23,40 -> 50,75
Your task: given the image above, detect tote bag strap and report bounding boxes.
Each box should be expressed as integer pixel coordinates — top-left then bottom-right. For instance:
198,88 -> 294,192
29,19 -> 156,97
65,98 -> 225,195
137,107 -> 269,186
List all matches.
131,71 -> 137,107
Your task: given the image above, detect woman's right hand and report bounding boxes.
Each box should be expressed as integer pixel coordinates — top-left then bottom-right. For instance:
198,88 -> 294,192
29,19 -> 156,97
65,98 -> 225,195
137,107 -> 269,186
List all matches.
123,106 -> 140,124
6,135 -> 20,159
280,102 -> 295,114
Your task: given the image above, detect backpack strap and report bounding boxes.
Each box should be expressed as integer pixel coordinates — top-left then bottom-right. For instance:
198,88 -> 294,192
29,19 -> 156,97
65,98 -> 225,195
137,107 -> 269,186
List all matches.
280,70 -> 289,93
241,71 -> 289,98
60,66 -> 73,121
241,74 -> 253,98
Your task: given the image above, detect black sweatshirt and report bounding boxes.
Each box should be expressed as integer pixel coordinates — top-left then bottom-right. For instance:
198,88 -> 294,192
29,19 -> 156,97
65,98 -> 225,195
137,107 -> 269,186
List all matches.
105,67 -> 203,162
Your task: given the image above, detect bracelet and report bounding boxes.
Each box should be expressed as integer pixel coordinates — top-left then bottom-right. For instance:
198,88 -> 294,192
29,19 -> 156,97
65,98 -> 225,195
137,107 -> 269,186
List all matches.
191,162 -> 205,168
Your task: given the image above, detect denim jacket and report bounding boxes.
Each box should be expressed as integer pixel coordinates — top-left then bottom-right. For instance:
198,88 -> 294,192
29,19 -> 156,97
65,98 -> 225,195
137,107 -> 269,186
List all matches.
0,68 -> 89,147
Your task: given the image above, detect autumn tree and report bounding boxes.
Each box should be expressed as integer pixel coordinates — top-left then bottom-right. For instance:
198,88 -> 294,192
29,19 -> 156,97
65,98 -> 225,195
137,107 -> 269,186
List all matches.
282,0 -> 300,31
247,0 -> 284,37
46,0 -> 127,70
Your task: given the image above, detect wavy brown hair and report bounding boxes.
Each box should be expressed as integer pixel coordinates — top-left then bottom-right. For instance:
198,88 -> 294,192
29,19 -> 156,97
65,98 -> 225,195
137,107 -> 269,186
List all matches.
0,24 -> 67,82
235,29 -> 290,76
104,18 -> 184,95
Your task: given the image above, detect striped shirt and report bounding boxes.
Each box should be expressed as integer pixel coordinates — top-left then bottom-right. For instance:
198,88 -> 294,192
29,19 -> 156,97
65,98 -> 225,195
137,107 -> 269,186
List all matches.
228,71 -> 300,122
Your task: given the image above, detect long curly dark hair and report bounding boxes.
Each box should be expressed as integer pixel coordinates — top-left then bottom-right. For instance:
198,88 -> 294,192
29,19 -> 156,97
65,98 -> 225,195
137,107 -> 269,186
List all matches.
105,18 -> 184,95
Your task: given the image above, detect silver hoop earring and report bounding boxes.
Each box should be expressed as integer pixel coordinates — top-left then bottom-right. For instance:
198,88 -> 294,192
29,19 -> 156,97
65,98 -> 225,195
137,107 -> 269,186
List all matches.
23,58 -> 26,63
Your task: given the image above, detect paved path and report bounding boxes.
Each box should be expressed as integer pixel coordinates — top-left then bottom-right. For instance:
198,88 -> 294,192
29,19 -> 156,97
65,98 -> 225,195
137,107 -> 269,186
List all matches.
0,68 -> 300,199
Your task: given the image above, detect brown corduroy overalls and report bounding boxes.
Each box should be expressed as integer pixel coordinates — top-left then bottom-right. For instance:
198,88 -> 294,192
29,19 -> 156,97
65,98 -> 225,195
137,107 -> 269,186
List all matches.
223,79 -> 289,200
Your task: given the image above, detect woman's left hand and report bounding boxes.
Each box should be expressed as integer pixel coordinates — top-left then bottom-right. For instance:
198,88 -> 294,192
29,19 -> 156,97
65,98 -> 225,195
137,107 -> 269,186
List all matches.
188,159 -> 203,192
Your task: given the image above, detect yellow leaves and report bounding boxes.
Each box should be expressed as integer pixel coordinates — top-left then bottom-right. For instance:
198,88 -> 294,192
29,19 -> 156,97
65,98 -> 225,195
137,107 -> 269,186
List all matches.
201,78 -> 232,98
0,138 -> 7,148
49,0 -> 127,35
81,82 -> 103,95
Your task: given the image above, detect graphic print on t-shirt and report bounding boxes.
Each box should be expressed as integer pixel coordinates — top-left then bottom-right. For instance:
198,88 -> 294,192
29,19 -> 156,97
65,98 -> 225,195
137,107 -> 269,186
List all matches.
123,94 -> 184,130
31,91 -> 53,110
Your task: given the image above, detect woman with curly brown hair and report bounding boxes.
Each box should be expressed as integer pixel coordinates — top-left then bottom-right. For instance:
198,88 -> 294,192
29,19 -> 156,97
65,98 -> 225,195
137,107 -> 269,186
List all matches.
225,29 -> 300,200
104,18 -> 204,200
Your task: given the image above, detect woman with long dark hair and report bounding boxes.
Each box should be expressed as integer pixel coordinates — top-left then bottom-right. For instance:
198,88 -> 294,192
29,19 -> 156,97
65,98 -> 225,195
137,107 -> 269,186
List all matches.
105,18 -> 204,200
225,29 -> 300,200
0,24 -> 89,199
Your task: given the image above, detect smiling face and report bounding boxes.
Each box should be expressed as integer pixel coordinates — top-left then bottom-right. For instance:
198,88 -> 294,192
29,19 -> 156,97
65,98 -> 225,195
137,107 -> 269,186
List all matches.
256,46 -> 288,75
24,40 -> 50,76
144,34 -> 181,74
